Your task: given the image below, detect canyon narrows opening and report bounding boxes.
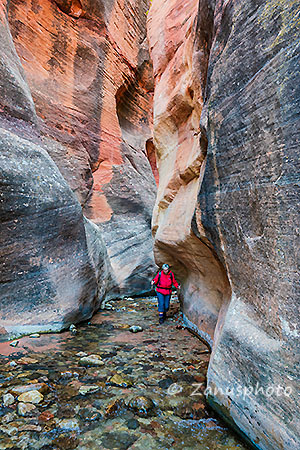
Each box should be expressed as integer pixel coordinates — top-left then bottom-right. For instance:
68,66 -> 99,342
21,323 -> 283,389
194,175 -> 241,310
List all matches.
0,0 -> 299,450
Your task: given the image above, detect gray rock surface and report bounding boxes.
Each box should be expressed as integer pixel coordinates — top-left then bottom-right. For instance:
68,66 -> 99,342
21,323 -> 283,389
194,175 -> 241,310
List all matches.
0,0 -> 156,339
197,1 -> 300,449
148,0 -> 300,449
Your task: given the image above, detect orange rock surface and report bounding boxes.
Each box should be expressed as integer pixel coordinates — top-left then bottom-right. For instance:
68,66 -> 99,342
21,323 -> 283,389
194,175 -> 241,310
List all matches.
7,0 -> 157,296
148,0 -> 230,343
148,1 -> 299,449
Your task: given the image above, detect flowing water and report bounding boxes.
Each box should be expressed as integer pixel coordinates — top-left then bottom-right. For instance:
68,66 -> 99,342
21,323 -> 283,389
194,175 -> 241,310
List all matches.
0,296 -> 250,450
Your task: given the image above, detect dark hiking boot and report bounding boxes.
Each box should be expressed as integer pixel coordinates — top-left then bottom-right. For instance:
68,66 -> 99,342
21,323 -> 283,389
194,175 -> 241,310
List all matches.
163,312 -> 167,320
159,316 -> 164,324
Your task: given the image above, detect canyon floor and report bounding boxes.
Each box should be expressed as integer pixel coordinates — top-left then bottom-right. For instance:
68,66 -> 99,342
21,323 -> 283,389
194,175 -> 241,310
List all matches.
0,296 -> 250,450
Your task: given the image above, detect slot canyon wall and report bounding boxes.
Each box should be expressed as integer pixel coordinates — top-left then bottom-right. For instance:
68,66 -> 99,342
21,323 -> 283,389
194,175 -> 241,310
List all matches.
148,0 -> 299,449
0,0 -> 157,340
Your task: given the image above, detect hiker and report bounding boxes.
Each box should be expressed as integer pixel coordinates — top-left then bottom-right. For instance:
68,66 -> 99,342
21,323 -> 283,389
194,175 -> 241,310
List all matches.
151,263 -> 180,324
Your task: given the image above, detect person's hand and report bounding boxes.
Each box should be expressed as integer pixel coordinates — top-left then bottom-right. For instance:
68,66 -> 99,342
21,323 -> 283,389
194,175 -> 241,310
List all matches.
151,281 -> 154,286
177,285 -> 181,290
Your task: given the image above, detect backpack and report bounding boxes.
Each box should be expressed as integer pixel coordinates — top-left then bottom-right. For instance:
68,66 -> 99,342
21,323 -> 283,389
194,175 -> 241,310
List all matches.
156,270 -> 174,288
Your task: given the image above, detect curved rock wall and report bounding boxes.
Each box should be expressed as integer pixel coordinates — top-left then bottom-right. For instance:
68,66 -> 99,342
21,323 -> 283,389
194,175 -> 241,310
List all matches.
148,0 -> 231,345
8,0 -> 157,297
0,0 -> 156,340
148,0 -> 299,449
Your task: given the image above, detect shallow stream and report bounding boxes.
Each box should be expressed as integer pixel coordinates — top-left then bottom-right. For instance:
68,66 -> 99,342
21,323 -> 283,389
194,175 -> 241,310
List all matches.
0,296 -> 250,450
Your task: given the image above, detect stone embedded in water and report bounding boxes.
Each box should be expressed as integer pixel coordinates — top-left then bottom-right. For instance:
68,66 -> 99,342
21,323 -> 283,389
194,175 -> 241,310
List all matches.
19,424 -> 42,432
76,351 -> 88,357
17,402 -> 37,416
105,398 -> 125,417
104,303 -> 113,310
117,324 -> 131,329
129,325 -> 143,333
78,407 -> 102,422
2,393 -> 15,407
69,324 -> 77,334
57,405 -> 76,419
101,431 -> 138,450
52,435 -> 80,450
129,434 -> 158,450
127,418 -> 140,430
18,390 -> 44,404
2,412 -> 16,424
10,383 -> 49,396
57,418 -> 80,431
173,400 -> 206,420
38,411 -> 54,423
18,356 -> 39,365
79,354 -> 104,366
108,373 -> 133,388
158,378 -> 173,389
127,396 -> 155,417
9,361 -> 18,368
9,341 -> 19,347
172,367 -> 186,374
78,385 -> 100,396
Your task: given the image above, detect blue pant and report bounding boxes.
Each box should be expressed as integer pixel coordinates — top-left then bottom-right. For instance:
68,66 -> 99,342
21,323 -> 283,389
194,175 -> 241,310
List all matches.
157,292 -> 171,313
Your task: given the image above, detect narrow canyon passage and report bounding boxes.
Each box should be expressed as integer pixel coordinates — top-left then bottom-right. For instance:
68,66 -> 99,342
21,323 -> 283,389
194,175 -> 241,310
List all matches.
0,296 -> 249,450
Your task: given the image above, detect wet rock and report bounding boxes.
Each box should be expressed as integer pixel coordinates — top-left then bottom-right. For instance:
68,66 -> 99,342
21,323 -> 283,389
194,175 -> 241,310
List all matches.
19,424 -> 42,432
2,393 -> 14,407
117,324 -> 131,329
78,407 -> 102,422
17,402 -> 37,416
108,373 -> 133,388
76,351 -> 88,357
29,333 -> 40,338
79,355 -> 104,366
172,400 -> 206,420
58,385 -> 79,401
57,418 -> 80,431
10,383 -> 49,396
52,435 -> 80,449
158,378 -> 174,389
57,405 -> 76,419
172,367 -> 186,374
131,434 -> 158,449
105,398 -> 125,417
9,361 -> 18,368
60,371 -> 75,380
2,412 -> 16,423
104,303 -> 114,310
18,390 -> 44,404
69,324 -> 77,334
9,341 -> 19,347
127,418 -> 140,430
18,356 -> 39,365
0,422 -> 19,436
38,411 -> 54,423
101,431 -> 138,450
127,396 -> 155,417
78,385 -> 100,396
129,325 -> 143,333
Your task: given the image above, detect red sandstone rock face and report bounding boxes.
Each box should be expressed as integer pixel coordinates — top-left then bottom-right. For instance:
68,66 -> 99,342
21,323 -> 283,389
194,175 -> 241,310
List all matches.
7,0 -> 157,297
0,0 -> 156,339
148,0 -> 231,344
148,0 -> 299,449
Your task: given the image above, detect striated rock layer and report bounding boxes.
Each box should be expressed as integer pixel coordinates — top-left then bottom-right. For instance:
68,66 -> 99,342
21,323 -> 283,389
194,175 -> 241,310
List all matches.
148,0 -> 231,346
0,0 -> 156,340
148,0 -> 299,449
